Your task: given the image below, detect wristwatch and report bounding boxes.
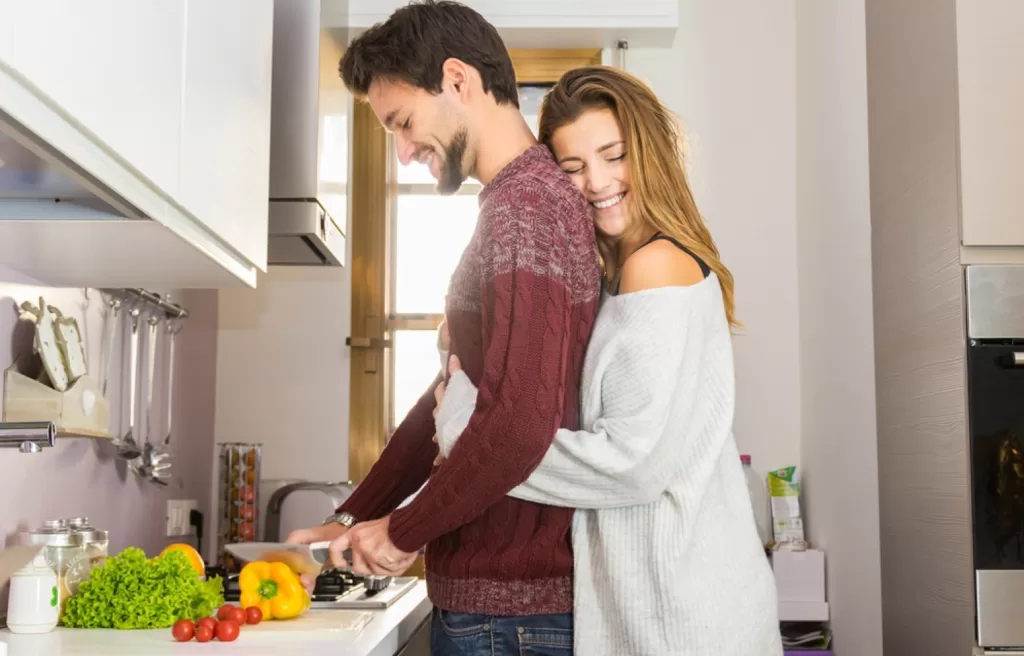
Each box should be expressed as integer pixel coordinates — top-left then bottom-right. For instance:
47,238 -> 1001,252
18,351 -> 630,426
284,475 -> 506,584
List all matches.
322,511 -> 357,528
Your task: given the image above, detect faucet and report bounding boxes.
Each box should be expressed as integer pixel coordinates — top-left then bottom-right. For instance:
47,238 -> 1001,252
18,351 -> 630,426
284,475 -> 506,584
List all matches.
0,421 -> 56,453
263,481 -> 354,542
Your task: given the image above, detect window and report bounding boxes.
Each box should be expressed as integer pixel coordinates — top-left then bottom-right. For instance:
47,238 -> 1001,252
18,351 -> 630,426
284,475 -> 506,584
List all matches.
388,84 -> 553,428
349,50 -> 603,481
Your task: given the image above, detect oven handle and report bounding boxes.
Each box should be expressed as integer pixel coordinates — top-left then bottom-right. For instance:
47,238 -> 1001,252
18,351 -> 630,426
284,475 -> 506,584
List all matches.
1014,352 -> 1024,367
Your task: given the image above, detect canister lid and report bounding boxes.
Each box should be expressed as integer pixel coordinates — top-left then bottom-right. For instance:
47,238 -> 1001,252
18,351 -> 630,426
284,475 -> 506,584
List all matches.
20,523 -> 83,548
65,518 -> 108,544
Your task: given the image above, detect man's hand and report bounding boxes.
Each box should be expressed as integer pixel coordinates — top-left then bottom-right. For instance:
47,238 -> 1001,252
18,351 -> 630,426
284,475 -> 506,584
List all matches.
331,516 -> 418,577
285,522 -> 348,593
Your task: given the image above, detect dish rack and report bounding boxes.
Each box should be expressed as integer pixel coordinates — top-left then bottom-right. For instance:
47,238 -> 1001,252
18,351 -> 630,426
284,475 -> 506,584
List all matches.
217,442 -> 262,571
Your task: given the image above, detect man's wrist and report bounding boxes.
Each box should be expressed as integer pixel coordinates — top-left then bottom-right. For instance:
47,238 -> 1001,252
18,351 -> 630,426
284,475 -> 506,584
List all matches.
322,511 -> 357,529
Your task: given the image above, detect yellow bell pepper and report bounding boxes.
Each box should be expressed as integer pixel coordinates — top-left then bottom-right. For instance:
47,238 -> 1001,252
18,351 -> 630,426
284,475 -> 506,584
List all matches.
238,561 -> 310,620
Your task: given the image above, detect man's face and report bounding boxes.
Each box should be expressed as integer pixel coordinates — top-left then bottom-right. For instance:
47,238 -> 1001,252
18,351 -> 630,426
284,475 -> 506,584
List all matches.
367,78 -> 470,195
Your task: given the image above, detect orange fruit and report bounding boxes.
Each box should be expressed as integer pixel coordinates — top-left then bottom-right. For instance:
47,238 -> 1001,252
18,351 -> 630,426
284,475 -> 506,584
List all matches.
160,543 -> 205,577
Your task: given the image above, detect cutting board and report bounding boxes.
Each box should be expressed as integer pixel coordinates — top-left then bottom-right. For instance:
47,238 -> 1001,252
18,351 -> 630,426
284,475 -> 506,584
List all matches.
240,609 -> 374,637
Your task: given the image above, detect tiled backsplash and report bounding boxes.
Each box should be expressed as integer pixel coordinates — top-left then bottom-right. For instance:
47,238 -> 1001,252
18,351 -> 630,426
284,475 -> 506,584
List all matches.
0,266 -> 219,610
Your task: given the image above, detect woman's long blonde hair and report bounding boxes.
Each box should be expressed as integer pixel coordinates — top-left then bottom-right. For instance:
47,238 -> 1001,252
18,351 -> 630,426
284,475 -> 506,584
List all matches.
538,66 -> 738,328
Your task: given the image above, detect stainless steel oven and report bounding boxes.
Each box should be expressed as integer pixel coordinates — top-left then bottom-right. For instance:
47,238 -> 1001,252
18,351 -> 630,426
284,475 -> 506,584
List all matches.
967,265 -> 1024,648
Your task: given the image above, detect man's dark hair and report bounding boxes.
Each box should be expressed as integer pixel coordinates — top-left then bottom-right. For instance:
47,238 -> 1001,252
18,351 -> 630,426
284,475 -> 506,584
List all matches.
340,0 -> 519,108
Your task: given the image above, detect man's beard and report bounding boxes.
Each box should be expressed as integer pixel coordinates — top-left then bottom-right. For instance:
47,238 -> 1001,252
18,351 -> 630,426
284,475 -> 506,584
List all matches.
436,128 -> 469,195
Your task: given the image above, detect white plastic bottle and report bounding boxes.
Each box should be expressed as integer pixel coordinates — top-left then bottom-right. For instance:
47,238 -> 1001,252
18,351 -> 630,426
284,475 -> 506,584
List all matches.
741,454 -> 772,548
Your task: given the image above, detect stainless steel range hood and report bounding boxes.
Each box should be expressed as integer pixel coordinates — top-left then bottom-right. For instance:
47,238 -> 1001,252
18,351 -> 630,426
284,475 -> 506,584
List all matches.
267,0 -> 349,267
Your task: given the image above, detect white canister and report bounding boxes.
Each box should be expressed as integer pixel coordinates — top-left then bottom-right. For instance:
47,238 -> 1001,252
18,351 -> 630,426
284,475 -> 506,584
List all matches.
6,554 -> 59,634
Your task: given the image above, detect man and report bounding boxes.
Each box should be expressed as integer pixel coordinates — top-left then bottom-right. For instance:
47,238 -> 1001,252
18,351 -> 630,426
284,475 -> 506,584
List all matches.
287,1 -> 601,651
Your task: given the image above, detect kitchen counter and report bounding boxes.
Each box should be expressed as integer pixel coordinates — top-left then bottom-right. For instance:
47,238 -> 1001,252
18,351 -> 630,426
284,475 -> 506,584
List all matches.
0,581 -> 430,656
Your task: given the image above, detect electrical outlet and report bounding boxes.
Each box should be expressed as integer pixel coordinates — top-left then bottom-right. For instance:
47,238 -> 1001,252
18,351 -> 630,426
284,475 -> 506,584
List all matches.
166,499 -> 198,537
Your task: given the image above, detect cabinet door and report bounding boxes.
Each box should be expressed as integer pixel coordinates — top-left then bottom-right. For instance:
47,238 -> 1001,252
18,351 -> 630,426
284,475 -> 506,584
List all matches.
0,0 -> 185,197
180,0 -> 274,270
957,0 -> 1024,246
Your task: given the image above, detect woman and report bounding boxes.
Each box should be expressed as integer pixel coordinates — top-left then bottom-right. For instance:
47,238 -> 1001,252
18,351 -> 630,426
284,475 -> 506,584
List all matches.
432,66 -> 783,656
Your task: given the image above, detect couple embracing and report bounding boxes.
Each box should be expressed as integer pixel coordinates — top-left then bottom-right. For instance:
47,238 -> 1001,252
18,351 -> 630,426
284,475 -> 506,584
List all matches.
288,2 -> 783,654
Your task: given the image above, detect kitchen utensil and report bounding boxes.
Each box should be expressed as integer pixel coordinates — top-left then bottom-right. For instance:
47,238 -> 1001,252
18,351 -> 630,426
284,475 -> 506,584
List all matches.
100,299 -> 120,398
162,321 -> 177,451
224,541 -> 393,591
116,307 -> 142,461
135,314 -> 170,485
224,541 -> 331,576
47,305 -> 87,384
18,297 -> 68,392
141,319 -> 177,485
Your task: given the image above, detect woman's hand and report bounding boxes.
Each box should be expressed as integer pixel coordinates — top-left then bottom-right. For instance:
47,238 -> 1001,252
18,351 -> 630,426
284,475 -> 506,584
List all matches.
431,355 -> 463,466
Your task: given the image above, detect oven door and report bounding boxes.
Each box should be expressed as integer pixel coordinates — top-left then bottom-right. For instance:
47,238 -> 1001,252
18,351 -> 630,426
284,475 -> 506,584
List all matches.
969,340 -> 1024,647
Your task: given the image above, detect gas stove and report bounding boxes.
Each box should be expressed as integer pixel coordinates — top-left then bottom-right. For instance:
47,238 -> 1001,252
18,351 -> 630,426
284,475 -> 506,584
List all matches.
211,566 -> 418,610
309,571 -> 419,610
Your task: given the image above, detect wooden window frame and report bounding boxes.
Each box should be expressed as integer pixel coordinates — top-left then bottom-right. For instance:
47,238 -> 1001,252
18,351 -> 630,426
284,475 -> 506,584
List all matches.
347,48 -> 602,484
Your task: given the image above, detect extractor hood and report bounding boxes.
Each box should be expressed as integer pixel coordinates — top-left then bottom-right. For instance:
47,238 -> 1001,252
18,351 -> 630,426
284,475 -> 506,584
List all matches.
267,0 -> 349,267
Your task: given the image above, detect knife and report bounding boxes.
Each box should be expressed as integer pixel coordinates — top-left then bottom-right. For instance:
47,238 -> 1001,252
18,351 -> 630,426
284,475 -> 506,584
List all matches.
224,541 -> 331,575
0,545 -> 45,588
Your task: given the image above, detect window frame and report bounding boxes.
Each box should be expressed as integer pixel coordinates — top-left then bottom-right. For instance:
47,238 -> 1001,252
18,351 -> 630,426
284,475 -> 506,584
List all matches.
348,48 -> 603,482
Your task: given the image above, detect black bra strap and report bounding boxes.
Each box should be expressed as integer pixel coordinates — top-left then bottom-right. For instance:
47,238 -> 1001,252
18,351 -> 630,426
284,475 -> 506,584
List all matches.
637,233 -> 712,278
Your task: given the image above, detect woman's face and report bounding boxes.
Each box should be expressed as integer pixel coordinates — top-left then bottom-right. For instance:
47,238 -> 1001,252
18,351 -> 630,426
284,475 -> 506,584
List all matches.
549,108 -> 632,240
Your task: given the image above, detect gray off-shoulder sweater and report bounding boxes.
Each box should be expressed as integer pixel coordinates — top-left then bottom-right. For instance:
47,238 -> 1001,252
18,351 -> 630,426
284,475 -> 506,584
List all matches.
435,275 -> 783,656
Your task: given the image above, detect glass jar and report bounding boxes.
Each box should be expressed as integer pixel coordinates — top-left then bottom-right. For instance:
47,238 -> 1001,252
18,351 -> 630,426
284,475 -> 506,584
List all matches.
63,517 -> 109,596
18,520 -> 84,623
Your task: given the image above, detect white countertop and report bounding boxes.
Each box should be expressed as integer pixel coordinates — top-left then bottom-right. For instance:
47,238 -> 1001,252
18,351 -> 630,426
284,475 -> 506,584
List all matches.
0,582 -> 430,656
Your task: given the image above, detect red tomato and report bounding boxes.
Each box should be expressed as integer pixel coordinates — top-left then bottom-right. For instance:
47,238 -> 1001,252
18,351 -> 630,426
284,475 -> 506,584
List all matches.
239,486 -> 255,504
195,625 -> 214,642
197,616 -> 218,633
171,619 -> 195,642
240,506 -> 256,521
216,604 -> 236,621
238,522 -> 255,540
228,606 -> 246,625
216,619 -> 240,642
244,606 -> 263,625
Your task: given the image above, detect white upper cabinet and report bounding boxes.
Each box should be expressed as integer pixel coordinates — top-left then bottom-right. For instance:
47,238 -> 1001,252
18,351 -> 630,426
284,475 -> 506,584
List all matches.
332,0 -> 679,48
0,1 -> 186,198
956,0 -> 1024,247
181,0 -> 274,271
0,0 -> 275,288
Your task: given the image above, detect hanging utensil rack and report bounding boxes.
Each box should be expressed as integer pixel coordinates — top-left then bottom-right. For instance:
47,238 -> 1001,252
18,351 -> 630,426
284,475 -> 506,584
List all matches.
99,289 -> 189,321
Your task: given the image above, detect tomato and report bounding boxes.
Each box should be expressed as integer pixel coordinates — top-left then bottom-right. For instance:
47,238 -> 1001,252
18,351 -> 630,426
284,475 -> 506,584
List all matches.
244,606 -> 263,625
240,506 -> 256,521
238,521 -> 255,540
195,625 -> 214,643
197,616 -> 218,633
216,604 -> 236,621
228,606 -> 246,626
171,619 -> 195,642
215,619 -> 240,642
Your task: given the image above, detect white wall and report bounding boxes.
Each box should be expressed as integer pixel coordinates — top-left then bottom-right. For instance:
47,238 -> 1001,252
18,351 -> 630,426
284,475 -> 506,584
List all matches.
627,0 -> 801,472
214,265 -> 351,484
0,265 -> 219,579
795,0 -> 883,653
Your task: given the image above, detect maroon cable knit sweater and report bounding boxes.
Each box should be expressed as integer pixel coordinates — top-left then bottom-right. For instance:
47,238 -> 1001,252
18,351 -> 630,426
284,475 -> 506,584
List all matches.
338,144 -> 601,615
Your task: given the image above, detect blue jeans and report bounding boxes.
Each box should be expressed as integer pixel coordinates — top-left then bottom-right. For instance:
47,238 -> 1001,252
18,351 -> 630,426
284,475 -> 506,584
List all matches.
430,608 -> 574,656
